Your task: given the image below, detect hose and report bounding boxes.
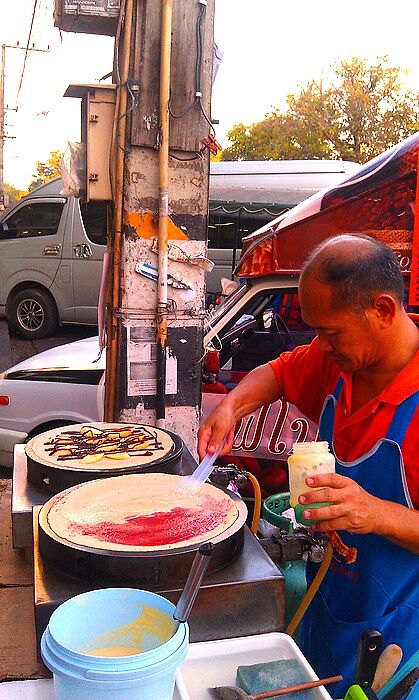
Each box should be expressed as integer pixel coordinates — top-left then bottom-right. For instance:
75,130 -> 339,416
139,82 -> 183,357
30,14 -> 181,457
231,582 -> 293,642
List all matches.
285,541 -> 333,637
245,471 -> 262,535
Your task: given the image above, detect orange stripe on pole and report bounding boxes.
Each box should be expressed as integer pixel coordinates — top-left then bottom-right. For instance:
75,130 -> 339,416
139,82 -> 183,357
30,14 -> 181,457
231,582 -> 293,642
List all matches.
408,150 -> 419,306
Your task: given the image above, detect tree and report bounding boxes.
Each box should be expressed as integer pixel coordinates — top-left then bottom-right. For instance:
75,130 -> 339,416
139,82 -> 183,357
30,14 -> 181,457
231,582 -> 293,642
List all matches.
28,149 -> 63,191
4,183 -> 26,209
210,149 -> 224,162
222,57 -> 419,164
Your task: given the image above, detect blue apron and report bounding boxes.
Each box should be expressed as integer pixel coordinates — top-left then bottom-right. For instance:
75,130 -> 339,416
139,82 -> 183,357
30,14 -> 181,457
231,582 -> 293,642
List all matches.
300,379 -> 419,698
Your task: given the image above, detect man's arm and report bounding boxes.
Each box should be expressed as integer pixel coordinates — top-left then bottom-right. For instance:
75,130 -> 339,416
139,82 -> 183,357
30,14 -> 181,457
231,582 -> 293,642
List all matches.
197,362 -> 281,459
299,473 -> 419,554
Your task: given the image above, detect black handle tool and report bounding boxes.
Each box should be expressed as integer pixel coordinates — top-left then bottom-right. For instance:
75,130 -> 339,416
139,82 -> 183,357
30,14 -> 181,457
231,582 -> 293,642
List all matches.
381,667 -> 419,700
355,629 -> 384,689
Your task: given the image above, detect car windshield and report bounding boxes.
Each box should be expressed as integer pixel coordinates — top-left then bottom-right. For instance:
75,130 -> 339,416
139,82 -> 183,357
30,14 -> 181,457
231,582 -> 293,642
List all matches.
204,282 -> 249,332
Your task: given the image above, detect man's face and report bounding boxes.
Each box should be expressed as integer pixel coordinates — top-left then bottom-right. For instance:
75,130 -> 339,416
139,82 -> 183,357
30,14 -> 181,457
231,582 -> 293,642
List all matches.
299,276 -> 382,373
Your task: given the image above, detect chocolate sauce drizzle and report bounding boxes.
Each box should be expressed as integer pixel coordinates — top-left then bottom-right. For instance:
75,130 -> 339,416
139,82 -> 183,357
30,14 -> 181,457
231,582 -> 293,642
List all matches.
43,425 -> 166,463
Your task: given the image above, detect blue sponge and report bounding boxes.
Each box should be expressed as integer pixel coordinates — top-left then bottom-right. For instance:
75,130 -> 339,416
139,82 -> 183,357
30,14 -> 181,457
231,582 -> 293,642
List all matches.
236,658 -> 318,700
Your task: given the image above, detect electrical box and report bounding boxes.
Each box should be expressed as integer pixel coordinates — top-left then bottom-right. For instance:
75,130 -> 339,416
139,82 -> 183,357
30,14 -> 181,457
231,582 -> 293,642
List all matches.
64,84 -> 116,201
54,0 -> 120,36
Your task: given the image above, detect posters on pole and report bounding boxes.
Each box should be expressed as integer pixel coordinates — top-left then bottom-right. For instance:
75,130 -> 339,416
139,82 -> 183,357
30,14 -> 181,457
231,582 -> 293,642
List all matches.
127,326 -> 177,397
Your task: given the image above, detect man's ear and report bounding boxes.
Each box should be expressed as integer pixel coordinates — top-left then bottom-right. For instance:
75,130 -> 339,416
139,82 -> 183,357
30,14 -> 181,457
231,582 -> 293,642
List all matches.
370,293 -> 397,328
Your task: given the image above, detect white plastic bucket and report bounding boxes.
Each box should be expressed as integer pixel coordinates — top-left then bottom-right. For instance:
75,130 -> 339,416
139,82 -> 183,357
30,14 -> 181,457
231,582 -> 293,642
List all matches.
41,588 -> 189,700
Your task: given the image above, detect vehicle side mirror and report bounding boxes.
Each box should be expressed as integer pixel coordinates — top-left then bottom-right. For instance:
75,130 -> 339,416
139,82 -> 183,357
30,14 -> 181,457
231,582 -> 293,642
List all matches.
0,221 -> 18,237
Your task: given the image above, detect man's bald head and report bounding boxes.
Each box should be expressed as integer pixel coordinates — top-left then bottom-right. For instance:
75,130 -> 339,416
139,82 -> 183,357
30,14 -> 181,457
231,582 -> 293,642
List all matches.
300,234 -> 405,312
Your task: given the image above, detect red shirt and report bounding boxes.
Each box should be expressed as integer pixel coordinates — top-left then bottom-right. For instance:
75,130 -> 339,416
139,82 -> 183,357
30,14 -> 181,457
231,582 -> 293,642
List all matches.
269,337 -> 419,508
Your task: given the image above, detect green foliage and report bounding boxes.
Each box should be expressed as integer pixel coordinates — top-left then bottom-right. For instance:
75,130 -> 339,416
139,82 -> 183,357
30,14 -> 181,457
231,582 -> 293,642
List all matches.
222,57 -> 419,164
28,149 -> 63,191
4,182 -> 26,208
210,149 -> 224,162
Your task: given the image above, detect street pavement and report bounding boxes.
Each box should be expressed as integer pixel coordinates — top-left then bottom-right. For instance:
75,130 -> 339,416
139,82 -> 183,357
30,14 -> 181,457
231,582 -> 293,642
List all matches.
0,319 -> 96,374
0,319 -> 97,475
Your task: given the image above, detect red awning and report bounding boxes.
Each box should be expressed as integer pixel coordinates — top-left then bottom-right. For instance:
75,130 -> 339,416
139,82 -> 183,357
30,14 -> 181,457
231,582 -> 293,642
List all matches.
236,133 -> 419,289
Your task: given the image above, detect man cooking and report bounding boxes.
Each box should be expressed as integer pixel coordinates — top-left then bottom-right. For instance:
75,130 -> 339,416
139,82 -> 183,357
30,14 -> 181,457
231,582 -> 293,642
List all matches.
198,234 -> 419,695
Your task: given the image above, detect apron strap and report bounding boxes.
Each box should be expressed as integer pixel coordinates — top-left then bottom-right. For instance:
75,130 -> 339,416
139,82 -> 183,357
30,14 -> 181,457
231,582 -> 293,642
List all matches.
319,378 -> 344,445
386,391 -> 419,444
332,377 -> 344,400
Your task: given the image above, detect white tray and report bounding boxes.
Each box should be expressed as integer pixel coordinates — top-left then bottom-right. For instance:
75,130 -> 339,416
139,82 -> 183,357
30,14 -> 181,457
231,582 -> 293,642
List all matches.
174,633 -> 333,700
0,634 -> 331,700
0,679 -> 54,698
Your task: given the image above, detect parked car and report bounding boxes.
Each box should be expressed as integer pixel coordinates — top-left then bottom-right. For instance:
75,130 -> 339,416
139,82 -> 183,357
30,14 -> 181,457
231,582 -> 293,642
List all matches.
0,278 -> 317,494
0,160 -> 359,339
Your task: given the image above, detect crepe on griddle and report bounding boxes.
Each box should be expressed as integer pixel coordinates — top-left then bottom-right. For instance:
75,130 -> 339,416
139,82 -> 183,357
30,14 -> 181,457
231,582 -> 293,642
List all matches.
45,473 -> 238,551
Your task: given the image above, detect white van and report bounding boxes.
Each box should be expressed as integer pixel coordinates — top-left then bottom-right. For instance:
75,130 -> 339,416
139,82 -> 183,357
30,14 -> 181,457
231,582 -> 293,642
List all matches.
208,159 -> 360,294
0,160 -> 359,338
0,178 -> 107,338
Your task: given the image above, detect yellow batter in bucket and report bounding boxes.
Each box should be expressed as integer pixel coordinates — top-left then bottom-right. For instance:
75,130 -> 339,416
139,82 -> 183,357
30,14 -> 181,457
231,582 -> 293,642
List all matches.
81,604 -> 176,657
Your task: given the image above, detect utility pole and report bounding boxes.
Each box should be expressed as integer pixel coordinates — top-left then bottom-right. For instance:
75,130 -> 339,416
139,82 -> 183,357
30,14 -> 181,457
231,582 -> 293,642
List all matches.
0,45 -> 5,211
105,0 -> 216,455
0,43 -> 49,210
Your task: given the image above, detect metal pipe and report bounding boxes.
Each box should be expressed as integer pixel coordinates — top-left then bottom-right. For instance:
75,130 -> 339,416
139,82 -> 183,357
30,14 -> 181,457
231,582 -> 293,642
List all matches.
156,0 -> 173,427
0,45 -> 5,212
104,0 -> 133,421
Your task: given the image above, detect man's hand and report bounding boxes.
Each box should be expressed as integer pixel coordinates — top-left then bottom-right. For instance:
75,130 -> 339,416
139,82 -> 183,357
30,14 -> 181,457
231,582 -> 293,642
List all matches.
197,363 -> 281,460
197,403 -> 236,460
299,472 -> 381,534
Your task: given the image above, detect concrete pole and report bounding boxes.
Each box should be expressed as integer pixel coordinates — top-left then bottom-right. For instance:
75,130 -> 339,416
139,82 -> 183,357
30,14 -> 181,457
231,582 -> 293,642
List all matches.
114,0 -> 215,456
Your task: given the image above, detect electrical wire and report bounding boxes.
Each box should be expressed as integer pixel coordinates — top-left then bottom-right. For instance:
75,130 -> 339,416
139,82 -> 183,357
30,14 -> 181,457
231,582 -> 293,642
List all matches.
16,0 -> 40,107
168,95 -> 198,120
168,0 -> 215,151
169,149 -> 205,161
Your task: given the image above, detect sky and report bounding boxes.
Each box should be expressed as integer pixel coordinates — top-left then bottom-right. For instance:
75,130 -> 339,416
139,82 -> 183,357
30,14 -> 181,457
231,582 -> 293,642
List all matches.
2,0 -> 419,190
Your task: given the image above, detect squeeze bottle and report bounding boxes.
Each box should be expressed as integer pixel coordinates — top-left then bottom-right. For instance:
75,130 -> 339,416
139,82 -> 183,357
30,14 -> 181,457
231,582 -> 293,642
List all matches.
288,441 -> 335,525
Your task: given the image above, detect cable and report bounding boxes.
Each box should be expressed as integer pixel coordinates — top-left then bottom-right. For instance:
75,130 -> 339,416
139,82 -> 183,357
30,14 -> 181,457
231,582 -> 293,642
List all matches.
168,95 -> 198,120
168,0 -> 215,143
169,149 -> 205,161
16,0 -> 40,107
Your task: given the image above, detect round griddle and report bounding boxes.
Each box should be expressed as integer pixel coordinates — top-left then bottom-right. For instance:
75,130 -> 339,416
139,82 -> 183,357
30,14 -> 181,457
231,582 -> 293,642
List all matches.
26,423 -> 183,494
38,480 -> 247,587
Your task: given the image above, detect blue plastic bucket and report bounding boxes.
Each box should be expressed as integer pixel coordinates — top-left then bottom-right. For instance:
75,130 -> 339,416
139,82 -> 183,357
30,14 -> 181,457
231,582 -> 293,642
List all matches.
41,588 -> 189,700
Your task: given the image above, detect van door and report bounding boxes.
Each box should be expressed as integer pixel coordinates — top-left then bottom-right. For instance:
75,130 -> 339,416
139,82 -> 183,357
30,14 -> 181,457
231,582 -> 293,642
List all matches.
0,197 -> 66,308
71,199 -> 107,324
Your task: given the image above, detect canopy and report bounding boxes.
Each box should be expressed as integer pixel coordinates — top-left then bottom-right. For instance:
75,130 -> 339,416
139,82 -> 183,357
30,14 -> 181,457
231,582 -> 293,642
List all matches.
236,133 -> 419,306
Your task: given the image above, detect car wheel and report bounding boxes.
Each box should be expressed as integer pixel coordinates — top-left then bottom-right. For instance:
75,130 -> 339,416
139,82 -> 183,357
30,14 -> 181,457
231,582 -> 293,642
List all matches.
25,421 -> 76,443
9,288 -> 58,339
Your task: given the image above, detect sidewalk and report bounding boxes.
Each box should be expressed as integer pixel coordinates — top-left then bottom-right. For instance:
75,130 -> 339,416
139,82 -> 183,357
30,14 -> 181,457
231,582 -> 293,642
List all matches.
0,480 -> 49,682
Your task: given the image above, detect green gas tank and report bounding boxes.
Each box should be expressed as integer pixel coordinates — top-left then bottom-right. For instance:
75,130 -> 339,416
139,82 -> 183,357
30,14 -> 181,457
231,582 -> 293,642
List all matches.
262,492 -> 307,633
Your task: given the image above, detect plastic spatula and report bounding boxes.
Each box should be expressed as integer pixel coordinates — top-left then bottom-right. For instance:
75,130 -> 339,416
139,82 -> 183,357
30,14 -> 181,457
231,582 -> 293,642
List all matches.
177,442 -> 224,492
209,675 -> 343,700
372,645 -> 403,693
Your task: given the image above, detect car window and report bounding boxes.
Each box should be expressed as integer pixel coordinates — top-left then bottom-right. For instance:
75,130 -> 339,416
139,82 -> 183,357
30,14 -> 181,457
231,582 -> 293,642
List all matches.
0,202 -> 65,239
79,201 -> 108,245
217,289 -> 315,372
